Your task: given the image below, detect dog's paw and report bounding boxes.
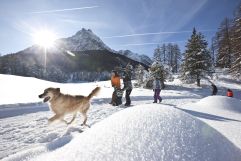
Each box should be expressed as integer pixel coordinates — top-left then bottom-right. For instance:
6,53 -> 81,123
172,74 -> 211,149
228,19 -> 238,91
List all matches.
81,124 -> 90,128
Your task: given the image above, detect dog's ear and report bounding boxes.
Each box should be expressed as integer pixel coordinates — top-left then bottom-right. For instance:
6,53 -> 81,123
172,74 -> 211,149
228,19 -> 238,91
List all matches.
56,88 -> 60,92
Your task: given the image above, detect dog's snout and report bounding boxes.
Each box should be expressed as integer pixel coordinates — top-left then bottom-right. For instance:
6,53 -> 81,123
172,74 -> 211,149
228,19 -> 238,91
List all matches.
39,94 -> 44,98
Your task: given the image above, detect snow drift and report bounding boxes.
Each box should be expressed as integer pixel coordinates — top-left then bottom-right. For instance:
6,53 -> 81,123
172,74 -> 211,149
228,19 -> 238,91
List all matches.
196,96 -> 241,113
180,95 -> 241,149
11,104 -> 240,161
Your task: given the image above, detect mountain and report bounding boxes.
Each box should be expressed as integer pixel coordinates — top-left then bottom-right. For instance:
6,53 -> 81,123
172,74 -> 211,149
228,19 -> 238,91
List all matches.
55,28 -> 113,52
55,29 -> 152,65
21,28 -> 113,55
118,50 -> 152,66
0,28 -> 150,82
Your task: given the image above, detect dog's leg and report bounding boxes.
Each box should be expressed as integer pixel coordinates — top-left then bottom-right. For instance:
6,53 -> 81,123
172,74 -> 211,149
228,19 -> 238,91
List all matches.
67,113 -> 77,125
60,119 -> 68,125
48,114 -> 61,124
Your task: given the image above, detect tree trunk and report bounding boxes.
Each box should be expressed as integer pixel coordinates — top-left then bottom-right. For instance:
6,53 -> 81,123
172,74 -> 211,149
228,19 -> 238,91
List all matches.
197,78 -> 200,87
161,80 -> 165,89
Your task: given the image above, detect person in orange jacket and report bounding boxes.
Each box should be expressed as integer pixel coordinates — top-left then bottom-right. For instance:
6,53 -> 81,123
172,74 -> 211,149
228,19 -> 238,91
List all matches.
227,89 -> 233,97
110,70 -> 121,106
111,70 -> 121,89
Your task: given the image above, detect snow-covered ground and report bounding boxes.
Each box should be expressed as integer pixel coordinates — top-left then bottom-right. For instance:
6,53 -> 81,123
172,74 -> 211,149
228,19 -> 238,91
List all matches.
1,73 -> 241,161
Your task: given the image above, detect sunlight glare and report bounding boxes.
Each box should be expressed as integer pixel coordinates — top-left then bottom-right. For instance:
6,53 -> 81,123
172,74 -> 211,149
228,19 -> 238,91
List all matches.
33,30 -> 57,48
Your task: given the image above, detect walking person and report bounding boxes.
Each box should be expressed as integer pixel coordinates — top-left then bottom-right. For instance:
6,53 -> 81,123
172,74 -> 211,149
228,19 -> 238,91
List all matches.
122,65 -> 133,107
110,70 -> 121,106
211,83 -> 218,95
153,77 -> 162,103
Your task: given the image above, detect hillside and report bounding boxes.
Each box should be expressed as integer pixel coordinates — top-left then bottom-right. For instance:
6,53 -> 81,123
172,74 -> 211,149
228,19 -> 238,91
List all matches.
0,29 -> 150,82
0,49 -> 148,82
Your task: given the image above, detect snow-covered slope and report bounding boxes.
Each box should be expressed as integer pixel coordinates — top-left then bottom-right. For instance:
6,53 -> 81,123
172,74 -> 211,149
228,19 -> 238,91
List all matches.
196,96 -> 241,113
27,105 -> 241,161
55,28 -> 112,51
118,50 -> 152,65
0,74 -> 58,105
1,73 -> 241,160
180,96 -> 241,149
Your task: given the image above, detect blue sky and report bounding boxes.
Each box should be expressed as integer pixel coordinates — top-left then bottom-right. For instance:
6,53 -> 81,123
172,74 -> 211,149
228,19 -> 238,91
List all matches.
0,0 -> 240,57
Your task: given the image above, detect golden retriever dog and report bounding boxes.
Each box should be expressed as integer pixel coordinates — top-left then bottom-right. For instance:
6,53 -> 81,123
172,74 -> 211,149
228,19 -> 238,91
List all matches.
39,87 -> 100,126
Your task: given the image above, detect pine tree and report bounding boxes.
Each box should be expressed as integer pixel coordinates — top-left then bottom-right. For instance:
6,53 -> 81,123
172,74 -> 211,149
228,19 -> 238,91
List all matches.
167,43 -> 174,70
149,62 -> 166,88
214,18 -> 233,68
230,4 -> 241,79
210,37 -> 216,67
159,43 -> 182,73
160,44 -> 167,64
152,45 -> 168,88
153,45 -> 161,63
172,44 -> 182,73
181,28 -> 212,86
135,64 -> 145,86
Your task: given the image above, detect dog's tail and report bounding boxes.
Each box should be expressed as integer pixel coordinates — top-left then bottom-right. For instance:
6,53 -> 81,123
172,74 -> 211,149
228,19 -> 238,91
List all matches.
87,87 -> 101,100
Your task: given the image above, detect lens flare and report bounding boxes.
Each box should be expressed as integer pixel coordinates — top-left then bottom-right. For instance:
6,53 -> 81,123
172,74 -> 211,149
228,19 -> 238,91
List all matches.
33,30 -> 57,48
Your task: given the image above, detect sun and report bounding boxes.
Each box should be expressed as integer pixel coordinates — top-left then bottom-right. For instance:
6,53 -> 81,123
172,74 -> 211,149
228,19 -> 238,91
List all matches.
33,29 -> 57,48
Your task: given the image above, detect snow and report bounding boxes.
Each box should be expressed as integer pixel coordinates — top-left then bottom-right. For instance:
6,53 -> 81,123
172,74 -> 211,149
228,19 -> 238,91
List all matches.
180,96 -> 241,149
1,70 -> 241,161
196,96 -> 241,113
24,105 -> 241,161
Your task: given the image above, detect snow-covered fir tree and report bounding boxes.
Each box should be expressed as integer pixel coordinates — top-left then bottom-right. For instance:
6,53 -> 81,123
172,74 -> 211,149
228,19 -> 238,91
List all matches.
144,46 -> 169,89
210,37 -> 216,67
181,28 -> 212,86
158,43 -> 182,73
230,5 -> 241,79
167,43 -> 182,73
153,45 -> 161,63
160,44 -> 167,64
214,18 -> 233,68
135,64 -> 145,87
148,61 -> 166,88
172,44 -> 182,73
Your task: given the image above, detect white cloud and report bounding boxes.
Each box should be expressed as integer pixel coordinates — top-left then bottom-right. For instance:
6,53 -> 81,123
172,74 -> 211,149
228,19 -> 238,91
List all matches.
103,29 -> 215,39
28,6 -> 100,14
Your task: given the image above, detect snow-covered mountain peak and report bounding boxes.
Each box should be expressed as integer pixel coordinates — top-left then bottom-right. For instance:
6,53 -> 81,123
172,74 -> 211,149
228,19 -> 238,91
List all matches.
118,50 -> 152,65
8,28 -> 151,66
56,28 -> 112,51
72,28 -> 95,40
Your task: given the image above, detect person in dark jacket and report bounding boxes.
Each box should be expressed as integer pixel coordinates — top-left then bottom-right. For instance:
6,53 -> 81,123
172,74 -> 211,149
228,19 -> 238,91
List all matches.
122,65 -> 133,106
211,83 -> 218,95
153,77 -> 162,103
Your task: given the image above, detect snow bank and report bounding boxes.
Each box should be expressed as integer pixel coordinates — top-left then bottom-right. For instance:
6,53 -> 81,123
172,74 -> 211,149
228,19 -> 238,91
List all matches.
180,96 -> 241,149
196,96 -> 241,113
0,74 -> 57,105
8,104 -> 240,161
0,74 -> 111,105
